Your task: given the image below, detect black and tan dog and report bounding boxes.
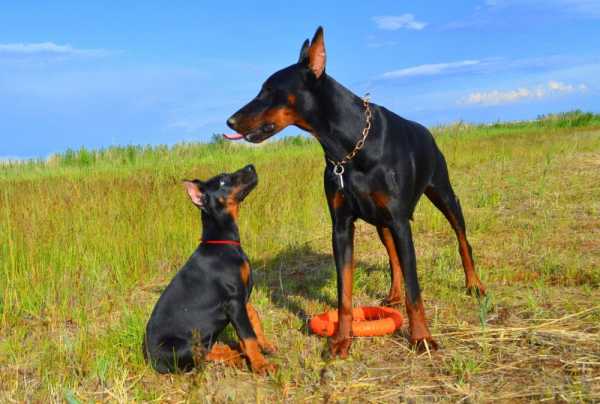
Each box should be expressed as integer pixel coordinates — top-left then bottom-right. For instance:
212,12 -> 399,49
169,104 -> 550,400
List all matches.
227,27 -> 486,357
143,164 -> 276,374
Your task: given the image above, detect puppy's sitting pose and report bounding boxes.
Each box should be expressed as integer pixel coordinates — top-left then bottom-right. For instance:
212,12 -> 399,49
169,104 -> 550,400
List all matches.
144,164 -> 276,374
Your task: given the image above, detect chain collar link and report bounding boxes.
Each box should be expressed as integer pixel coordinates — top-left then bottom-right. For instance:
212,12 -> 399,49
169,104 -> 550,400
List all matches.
327,93 -> 372,172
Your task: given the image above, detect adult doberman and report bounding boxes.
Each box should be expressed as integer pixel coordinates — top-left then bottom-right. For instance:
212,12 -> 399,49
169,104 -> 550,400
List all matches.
226,27 -> 486,357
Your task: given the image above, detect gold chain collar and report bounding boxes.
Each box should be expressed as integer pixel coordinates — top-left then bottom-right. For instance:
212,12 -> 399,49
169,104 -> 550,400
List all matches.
327,93 -> 372,188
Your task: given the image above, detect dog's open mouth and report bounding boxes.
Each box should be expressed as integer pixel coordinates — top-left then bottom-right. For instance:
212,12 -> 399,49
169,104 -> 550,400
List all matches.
223,123 -> 276,143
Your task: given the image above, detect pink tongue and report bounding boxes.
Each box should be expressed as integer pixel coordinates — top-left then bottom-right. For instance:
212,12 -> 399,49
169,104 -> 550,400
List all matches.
223,133 -> 244,140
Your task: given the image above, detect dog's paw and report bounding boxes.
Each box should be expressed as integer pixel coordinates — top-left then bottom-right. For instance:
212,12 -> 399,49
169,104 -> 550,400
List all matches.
381,296 -> 403,307
328,335 -> 352,359
250,359 -> 277,375
410,336 -> 439,353
205,343 -> 244,368
466,281 -> 486,297
260,340 -> 277,354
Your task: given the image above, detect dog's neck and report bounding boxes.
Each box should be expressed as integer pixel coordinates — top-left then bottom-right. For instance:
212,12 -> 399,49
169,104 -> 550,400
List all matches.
200,212 -> 240,242
308,75 -> 370,163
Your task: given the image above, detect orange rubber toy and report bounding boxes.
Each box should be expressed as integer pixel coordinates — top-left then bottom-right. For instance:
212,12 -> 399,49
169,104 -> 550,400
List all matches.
309,306 -> 403,337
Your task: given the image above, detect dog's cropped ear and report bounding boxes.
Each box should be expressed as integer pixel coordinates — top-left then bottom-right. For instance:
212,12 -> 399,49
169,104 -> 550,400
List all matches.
298,39 -> 310,64
183,180 -> 205,207
308,26 -> 326,78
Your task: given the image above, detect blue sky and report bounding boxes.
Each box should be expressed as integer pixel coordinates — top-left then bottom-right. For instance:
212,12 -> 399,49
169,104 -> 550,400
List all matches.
1,0 -> 599,158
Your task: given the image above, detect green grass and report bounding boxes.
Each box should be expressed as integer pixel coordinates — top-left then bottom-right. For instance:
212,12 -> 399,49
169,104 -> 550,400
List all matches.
1,116 -> 600,402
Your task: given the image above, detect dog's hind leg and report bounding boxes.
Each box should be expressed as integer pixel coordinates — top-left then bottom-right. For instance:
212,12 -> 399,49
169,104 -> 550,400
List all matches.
425,152 -> 486,296
388,219 -> 438,351
376,226 -> 404,306
206,343 -> 244,368
148,336 -> 195,373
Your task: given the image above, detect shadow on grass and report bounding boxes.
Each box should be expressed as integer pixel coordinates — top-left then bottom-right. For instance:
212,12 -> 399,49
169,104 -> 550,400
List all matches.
256,245 -> 336,325
255,244 -> 392,332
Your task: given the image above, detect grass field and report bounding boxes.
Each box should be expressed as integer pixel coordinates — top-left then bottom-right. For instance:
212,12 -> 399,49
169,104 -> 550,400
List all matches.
1,114 -> 600,402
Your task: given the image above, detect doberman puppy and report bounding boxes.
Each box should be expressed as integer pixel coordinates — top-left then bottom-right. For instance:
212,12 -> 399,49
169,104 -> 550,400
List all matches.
226,27 -> 486,357
143,164 -> 276,374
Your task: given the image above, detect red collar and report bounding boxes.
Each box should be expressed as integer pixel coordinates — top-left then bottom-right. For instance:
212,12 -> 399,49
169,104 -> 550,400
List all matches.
202,239 -> 241,246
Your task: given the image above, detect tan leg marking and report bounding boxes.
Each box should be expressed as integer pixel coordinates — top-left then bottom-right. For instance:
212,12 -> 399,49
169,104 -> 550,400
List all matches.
377,226 -> 404,305
240,338 -> 276,375
246,304 -> 276,353
205,343 -> 244,368
405,296 -> 438,351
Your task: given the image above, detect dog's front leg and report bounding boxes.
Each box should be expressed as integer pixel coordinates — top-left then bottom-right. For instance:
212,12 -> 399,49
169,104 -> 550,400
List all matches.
246,303 -> 277,354
329,213 -> 356,359
226,300 -> 276,375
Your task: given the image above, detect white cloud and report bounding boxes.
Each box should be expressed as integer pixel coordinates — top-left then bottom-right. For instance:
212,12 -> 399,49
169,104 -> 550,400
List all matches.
547,80 -> 574,92
460,80 -> 588,106
462,88 -> 542,105
484,0 -> 600,18
372,15 -> 427,31
0,42 -> 73,54
0,42 -> 108,58
367,41 -> 399,49
379,55 -> 600,81
382,60 -> 481,79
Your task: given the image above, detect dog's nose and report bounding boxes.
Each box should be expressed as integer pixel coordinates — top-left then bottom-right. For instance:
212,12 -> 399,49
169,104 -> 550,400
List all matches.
245,164 -> 255,172
226,117 -> 237,129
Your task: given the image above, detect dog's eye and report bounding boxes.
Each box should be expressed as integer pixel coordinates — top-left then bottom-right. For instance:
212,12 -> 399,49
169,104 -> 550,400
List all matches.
219,179 -> 226,187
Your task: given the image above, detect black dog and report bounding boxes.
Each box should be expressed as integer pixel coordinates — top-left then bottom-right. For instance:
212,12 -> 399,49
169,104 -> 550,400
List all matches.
227,27 -> 486,357
143,165 -> 276,374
